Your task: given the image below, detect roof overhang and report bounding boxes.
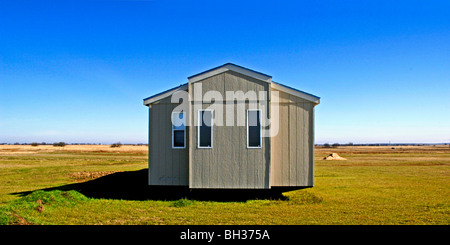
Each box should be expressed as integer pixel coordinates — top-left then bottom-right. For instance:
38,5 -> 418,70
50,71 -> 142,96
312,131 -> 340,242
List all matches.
271,81 -> 320,105
188,63 -> 272,84
143,83 -> 188,106
143,63 -> 320,106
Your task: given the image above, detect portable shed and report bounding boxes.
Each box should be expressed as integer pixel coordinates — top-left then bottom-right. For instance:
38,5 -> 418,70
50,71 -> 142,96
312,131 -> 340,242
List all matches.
143,63 -> 320,189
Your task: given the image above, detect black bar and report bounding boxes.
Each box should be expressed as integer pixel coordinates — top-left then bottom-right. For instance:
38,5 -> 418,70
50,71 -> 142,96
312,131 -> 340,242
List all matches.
0,225 -> 446,243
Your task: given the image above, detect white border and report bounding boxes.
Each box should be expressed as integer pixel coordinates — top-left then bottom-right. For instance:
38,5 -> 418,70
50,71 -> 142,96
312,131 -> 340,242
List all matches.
172,111 -> 186,149
197,109 -> 213,149
247,109 -> 262,149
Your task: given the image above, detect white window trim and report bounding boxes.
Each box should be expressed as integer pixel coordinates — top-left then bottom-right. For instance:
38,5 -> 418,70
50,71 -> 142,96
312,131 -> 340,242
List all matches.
247,109 -> 262,149
172,112 -> 186,149
198,109 -> 213,149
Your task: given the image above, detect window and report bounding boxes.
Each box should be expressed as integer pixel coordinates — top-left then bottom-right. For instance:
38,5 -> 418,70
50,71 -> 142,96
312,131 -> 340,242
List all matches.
198,110 -> 213,148
172,112 -> 185,148
247,109 -> 262,148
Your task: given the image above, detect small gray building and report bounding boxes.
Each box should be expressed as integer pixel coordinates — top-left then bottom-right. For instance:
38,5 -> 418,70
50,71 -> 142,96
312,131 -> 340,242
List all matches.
143,63 -> 320,189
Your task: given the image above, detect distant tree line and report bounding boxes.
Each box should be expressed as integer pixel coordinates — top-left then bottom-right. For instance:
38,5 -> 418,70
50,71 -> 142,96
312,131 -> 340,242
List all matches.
53,142 -> 66,147
0,142 -> 148,146
315,143 -> 446,148
110,142 -> 122,148
321,143 -> 343,148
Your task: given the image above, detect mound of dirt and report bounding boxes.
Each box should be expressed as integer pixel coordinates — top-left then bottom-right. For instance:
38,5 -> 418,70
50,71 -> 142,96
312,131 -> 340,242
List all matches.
323,153 -> 347,160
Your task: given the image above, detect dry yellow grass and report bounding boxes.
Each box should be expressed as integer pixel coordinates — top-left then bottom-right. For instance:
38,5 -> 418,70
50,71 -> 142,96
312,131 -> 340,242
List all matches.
316,145 -> 450,154
1,144 -> 449,225
1,144 -> 447,155
0,144 -> 148,155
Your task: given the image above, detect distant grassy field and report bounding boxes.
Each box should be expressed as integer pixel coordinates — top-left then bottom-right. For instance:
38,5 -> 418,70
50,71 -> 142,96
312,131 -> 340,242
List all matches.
0,144 -> 449,225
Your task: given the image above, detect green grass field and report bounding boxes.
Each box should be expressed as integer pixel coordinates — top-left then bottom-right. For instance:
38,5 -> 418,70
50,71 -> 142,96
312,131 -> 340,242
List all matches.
0,145 -> 449,225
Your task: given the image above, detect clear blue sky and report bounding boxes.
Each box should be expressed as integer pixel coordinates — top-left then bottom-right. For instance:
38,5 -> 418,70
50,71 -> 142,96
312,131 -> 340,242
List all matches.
1,0 -> 449,144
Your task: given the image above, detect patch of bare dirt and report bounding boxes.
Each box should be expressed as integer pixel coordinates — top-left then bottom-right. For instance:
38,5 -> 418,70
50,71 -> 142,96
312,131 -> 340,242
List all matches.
68,171 -> 118,182
35,199 -> 45,213
11,213 -> 33,225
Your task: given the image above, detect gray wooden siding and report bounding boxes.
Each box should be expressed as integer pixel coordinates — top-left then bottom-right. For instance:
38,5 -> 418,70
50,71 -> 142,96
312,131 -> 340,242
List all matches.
148,95 -> 189,186
189,71 -> 271,189
270,88 -> 315,187
147,71 -> 316,189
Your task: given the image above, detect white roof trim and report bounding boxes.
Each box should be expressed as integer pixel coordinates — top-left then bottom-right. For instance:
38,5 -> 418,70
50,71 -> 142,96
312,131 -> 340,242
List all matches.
188,64 -> 272,84
143,84 -> 188,106
143,64 -> 320,106
271,82 -> 320,105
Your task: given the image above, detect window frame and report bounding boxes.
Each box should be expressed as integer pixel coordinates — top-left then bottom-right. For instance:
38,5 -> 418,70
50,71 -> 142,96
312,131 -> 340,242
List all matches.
197,109 -> 214,149
171,111 -> 186,149
246,109 -> 262,149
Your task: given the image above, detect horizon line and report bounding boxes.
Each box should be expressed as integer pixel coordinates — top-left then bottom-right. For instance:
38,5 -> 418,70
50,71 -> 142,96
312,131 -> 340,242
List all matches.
1,142 -> 449,146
